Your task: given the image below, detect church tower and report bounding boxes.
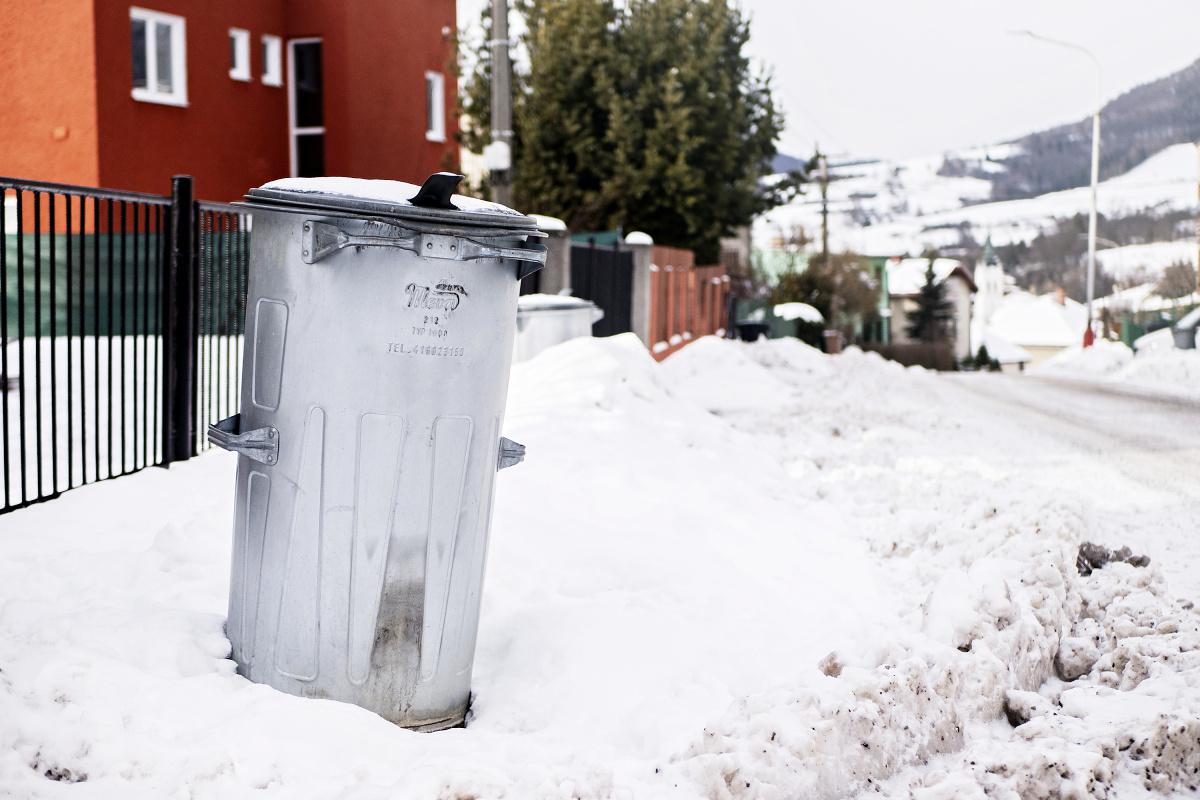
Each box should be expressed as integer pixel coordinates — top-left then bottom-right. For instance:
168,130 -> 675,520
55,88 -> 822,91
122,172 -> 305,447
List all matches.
972,234 -> 1007,353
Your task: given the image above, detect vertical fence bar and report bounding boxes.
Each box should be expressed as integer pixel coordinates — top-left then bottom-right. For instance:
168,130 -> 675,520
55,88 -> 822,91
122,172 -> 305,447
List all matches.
162,176 -> 196,466
16,191 -> 27,504
1,188 -> 9,508
92,195 -> 100,482
153,205 -> 162,466
206,210 -> 216,447
132,203 -> 140,470
65,195 -> 73,489
49,194 -> 59,494
106,199 -> 114,479
119,201 -> 128,475
33,192 -> 44,500
224,213 -> 233,424
79,197 -> 87,486
142,204 -> 150,469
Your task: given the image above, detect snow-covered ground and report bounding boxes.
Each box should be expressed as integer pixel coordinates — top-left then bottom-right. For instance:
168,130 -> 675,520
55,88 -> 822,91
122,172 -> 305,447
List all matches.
2,335 -> 1199,798
1096,241 -> 1199,285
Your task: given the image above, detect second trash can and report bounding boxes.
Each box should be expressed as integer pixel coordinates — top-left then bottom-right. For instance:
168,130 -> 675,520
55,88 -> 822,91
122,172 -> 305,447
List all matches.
209,173 -> 544,730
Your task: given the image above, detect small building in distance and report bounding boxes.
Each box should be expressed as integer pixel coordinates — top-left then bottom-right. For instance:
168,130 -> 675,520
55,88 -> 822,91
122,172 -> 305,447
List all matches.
986,289 -> 1087,366
886,257 -> 977,362
1,0 -> 458,201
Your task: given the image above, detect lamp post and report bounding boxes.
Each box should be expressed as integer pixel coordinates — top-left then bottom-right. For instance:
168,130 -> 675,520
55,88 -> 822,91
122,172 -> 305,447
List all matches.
1011,30 -> 1102,347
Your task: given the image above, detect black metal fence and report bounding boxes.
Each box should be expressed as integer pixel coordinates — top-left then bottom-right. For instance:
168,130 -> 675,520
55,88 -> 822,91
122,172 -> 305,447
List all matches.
570,241 -> 634,336
0,175 -> 249,514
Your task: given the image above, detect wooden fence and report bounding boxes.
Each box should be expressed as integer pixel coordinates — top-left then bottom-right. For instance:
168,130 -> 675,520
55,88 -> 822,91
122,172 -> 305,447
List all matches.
648,245 -> 729,361
860,342 -> 958,371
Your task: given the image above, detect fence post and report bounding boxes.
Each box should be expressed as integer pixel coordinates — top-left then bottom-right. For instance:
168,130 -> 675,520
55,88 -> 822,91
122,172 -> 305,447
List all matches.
161,175 -> 197,466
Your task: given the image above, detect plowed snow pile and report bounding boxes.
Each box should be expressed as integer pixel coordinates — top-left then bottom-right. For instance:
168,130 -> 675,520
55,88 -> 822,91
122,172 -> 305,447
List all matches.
1036,341 -> 1200,400
0,335 -> 1197,799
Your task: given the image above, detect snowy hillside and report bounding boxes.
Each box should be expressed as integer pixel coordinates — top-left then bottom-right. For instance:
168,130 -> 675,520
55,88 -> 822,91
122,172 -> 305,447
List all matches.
755,143 -> 1199,258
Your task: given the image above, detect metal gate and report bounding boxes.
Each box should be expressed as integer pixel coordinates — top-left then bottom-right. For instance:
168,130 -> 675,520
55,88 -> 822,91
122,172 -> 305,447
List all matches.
570,241 -> 633,336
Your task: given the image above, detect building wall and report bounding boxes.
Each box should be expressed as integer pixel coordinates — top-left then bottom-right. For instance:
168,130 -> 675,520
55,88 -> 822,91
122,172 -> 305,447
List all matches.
93,0 -> 290,200
889,275 -> 973,361
5,0 -> 457,202
0,0 -> 100,185
288,0 -> 459,183
946,277 -> 972,361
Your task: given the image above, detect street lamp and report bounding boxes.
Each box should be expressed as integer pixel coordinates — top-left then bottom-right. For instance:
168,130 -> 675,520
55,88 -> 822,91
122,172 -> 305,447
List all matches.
1011,29 -> 1102,347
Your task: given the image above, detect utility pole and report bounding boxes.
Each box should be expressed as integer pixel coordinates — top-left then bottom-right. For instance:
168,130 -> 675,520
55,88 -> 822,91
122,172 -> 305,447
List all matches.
488,0 -> 514,207
1195,142 -> 1199,296
818,148 -> 829,266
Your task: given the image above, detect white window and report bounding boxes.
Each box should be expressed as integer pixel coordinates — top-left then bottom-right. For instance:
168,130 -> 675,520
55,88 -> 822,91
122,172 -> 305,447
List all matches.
425,71 -> 445,142
261,35 -> 282,86
130,7 -> 187,106
229,28 -> 250,81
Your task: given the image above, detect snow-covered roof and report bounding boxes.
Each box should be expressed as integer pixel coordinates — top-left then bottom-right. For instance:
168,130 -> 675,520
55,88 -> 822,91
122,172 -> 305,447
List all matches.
887,257 -> 976,296
987,291 -> 1086,348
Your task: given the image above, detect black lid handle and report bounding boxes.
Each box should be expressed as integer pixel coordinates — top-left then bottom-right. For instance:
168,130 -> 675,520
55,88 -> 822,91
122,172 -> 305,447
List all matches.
408,172 -> 464,210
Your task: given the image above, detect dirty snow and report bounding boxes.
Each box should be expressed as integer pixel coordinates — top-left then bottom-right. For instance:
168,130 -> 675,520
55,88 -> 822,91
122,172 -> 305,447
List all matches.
1,335 -> 1198,798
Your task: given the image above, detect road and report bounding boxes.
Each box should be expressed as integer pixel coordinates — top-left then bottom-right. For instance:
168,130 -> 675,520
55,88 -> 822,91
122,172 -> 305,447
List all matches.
947,372 -> 1200,600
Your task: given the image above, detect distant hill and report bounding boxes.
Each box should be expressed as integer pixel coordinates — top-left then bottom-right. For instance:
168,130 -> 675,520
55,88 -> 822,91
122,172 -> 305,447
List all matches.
941,56 -> 1200,200
771,152 -> 810,174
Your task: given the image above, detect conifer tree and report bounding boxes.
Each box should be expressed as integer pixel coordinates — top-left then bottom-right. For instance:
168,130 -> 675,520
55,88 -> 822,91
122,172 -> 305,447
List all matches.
906,261 -> 955,343
460,0 -> 798,261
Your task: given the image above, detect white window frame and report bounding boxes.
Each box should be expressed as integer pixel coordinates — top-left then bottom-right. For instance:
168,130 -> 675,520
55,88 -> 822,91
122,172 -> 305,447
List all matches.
287,38 -> 324,177
229,28 -> 250,81
262,34 -> 283,87
425,71 -> 446,143
130,7 -> 188,107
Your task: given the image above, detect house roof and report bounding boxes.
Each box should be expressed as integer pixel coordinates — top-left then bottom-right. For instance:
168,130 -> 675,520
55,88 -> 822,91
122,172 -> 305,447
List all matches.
887,257 -> 978,297
987,291 -> 1086,348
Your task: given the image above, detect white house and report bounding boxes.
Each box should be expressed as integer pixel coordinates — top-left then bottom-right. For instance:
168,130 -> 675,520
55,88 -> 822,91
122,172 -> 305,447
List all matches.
986,289 -> 1087,366
887,257 -> 977,362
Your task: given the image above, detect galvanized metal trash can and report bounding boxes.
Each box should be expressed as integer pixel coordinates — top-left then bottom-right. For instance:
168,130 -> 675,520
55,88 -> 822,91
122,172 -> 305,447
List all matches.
513,294 -> 603,361
209,173 -> 544,730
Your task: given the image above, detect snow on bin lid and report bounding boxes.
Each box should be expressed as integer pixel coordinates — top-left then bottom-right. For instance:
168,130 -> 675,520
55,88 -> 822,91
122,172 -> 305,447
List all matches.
517,293 -> 595,311
246,174 -> 539,231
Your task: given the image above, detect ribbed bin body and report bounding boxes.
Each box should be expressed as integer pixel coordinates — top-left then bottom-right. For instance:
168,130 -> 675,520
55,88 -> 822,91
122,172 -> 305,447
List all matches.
223,192 -> 533,730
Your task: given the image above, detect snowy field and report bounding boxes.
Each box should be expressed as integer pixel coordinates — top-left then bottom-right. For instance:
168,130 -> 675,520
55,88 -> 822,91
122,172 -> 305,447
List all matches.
2,335 -> 1199,798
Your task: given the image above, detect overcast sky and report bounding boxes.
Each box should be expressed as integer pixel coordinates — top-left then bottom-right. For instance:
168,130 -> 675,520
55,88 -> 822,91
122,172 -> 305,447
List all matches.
458,0 -> 1200,160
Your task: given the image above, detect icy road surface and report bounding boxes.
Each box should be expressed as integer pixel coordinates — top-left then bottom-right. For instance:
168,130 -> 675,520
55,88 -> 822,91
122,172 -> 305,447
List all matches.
1,336 -> 1199,799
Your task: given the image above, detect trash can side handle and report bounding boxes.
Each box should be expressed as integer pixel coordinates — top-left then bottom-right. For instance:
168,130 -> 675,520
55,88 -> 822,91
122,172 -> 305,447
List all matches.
208,414 -> 279,465
302,221 -> 545,278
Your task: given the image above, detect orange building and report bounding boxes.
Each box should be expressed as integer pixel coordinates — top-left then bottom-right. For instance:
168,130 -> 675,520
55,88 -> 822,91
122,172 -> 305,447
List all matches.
1,0 -> 459,201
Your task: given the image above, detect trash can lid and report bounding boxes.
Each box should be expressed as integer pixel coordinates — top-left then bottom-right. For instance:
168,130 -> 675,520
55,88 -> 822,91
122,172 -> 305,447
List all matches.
243,173 -> 540,233
517,294 -> 596,312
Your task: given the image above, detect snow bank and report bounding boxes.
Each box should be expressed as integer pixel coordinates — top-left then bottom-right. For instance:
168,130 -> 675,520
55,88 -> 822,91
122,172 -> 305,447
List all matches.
1114,349 -> 1200,398
1033,339 -> 1200,399
0,333 -> 1193,798
1033,341 -> 1133,377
